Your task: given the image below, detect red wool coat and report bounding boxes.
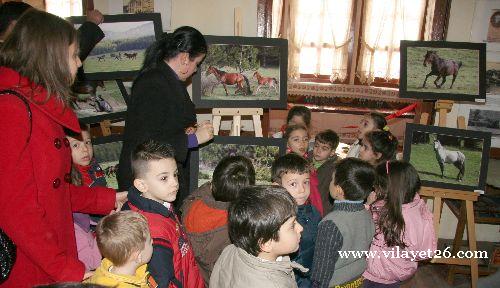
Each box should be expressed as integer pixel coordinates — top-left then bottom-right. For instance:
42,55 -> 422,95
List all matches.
0,67 -> 116,287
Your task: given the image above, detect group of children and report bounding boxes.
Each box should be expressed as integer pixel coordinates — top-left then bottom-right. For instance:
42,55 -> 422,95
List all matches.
65,106 -> 437,288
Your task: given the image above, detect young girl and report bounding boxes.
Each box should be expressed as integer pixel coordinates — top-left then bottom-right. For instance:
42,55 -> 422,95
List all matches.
359,130 -> 398,166
273,105 -> 311,138
363,161 -> 437,287
67,125 -> 108,271
347,112 -> 387,158
285,124 -> 309,158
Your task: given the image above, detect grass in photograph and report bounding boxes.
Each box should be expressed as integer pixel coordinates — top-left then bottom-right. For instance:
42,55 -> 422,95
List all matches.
406,47 -> 479,95
83,50 -> 145,73
409,140 -> 483,187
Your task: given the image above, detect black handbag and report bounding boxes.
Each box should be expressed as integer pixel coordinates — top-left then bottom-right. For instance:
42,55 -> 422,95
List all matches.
0,89 -> 32,283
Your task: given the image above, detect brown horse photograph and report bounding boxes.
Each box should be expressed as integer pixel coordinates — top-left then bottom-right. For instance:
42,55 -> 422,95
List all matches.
400,41 -> 486,101
193,36 -> 288,108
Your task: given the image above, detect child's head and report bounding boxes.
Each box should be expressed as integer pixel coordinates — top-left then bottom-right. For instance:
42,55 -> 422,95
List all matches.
375,161 -> 421,248
96,211 -> 153,268
271,153 -> 310,205
131,140 -> 178,203
212,155 -> 256,202
228,185 -> 302,259
359,130 -> 398,166
313,129 -> 339,162
330,158 -> 375,201
284,125 -> 309,156
66,123 -> 93,167
286,105 -> 311,128
358,112 -> 387,138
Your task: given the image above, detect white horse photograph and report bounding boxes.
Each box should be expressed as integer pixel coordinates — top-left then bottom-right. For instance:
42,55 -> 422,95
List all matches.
433,140 -> 466,181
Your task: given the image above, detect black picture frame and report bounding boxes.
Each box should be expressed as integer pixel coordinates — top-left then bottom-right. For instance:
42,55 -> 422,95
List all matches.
192,35 -> 288,109
74,80 -> 129,124
403,123 -> 491,192
400,41 -> 486,102
189,136 -> 287,192
92,134 -> 123,190
68,13 -> 163,80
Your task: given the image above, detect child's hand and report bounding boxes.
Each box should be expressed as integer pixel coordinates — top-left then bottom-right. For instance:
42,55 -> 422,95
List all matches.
115,191 -> 128,212
366,191 -> 377,206
83,271 -> 94,280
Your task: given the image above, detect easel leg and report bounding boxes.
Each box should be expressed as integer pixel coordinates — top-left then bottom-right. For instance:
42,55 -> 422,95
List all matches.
447,202 -> 467,285
213,115 -> 222,136
466,200 -> 478,288
231,115 -> 241,136
100,120 -> 112,136
252,114 -> 263,137
433,196 -> 443,240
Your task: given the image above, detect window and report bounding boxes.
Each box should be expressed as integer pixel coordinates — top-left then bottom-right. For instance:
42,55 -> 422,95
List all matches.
45,0 -> 82,18
264,0 -> 441,87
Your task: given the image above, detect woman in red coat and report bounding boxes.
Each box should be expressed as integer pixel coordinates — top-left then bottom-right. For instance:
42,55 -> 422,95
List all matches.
0,10 -> 125,287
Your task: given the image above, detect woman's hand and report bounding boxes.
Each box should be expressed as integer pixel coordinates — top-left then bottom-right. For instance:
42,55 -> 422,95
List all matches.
366,191 -> 377,206
114,191 -> 128,212
195,122 -> 214,145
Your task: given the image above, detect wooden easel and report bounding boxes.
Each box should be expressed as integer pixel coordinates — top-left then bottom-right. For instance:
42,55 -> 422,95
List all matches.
212,108 -> 263,137
420,100 -> 479,288
210,9 -> 264,138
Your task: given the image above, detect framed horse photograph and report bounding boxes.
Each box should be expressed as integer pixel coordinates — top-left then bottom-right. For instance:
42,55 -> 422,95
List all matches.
72,80 -> 129,124
189,136 -> 287,192
192,36 -> 288,108
400,41 -> 486,102
403,123 -> 491,192
92,135 -> 123,190
68,13 -> 163,80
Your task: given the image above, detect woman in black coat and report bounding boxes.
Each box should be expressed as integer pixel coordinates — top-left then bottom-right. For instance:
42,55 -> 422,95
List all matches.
118,26 -> 213,206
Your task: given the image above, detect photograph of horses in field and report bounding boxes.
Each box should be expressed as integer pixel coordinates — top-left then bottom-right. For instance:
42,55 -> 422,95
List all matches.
400,41 -> 486,101
72,80 -> 128,124
189,136 -> 286,192
92,136 -> 123,190
192,36 -> 287,108
468,109 -> 500,136
69,13 -> 162,79
403,124 -> 491,191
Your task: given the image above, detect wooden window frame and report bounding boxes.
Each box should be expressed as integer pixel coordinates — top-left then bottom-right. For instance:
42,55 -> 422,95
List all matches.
257,0 -> 452,87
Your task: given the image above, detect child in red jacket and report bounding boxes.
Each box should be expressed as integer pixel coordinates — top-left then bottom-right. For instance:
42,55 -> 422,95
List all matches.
123,140 -> 204,288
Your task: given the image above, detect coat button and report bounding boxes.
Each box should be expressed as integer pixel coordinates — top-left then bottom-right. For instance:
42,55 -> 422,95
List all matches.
53,178 -> 61,188
63,138 -> 70,147
64,173 -> 72,183
54,138 -> 62,149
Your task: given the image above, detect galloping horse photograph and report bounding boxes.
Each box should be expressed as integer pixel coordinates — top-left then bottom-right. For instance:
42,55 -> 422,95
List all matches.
405,46 -> 480,96
421,51 -> 462,89
433,140 -> 465,181
206,65 -> 252,96
253,71 -> 278,95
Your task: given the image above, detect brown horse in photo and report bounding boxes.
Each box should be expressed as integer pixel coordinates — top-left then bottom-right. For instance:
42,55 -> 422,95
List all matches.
421,50 -> 462,89
206,65 -> 251,95
253,71 -> 278,95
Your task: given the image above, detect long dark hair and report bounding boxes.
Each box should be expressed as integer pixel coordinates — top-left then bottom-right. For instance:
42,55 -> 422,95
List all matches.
364,130 -> 399,165
367,112 -> 387,130
0,9 -> 78,105
140,26 -> 207,75
376,161 -> 421,248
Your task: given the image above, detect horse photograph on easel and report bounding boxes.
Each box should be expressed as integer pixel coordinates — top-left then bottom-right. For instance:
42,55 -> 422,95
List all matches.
400,41 -> 487,102
403,123 -> 492,192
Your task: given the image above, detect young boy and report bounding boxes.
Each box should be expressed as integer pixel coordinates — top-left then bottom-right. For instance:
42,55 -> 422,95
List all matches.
180,155 -> 256,285
271,154 -> 321,287
86,210 -> 155,288
311,158 -> 376,288
210,185 -> 307,288
310,129 -> 340,216
123,140 -> 204,288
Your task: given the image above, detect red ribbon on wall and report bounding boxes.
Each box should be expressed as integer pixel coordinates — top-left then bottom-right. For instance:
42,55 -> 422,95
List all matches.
341,103 -> 419,129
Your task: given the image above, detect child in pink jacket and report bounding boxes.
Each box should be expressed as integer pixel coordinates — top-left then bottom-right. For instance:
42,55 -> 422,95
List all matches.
363,161 -> 437,287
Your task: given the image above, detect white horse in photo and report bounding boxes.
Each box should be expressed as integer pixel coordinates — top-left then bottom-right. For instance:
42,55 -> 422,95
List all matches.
433,139 -> 466,181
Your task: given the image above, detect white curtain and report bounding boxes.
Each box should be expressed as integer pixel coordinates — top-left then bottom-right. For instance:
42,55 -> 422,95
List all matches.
356,0 -> 426,84
275,0 -> 354,81
45,0 -> 82,18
